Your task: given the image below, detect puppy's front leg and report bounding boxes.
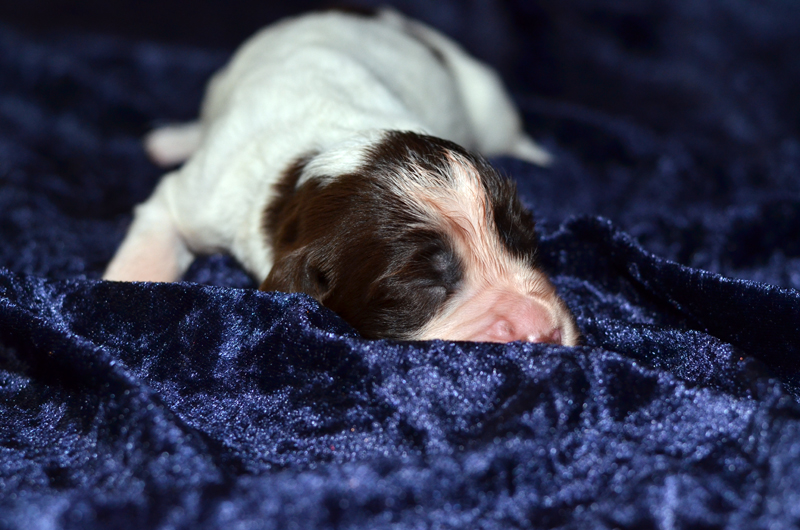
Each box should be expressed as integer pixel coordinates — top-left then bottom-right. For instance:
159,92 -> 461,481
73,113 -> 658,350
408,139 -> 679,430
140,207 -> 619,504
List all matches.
103,178 -> 194,283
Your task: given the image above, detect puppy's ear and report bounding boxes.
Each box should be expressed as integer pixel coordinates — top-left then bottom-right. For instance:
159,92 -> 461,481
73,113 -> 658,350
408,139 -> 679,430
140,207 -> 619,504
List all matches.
259,249 -> 331,301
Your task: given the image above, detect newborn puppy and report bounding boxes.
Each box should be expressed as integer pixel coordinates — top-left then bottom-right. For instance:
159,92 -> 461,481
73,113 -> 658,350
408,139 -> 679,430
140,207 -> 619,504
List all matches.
104,9 -> 580,344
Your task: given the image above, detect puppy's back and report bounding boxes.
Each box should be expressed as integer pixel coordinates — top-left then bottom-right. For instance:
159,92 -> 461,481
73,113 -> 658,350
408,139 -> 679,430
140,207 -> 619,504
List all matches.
164,10 -> 488,277
200,10 -> 472,146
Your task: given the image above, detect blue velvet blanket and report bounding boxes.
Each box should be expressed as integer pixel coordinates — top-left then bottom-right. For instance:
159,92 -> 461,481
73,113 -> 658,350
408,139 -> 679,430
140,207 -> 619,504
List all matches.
2,1 -> 800,528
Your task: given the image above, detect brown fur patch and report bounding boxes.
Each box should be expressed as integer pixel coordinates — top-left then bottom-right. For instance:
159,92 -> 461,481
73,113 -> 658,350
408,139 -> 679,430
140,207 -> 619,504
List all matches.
260,137 -> 465,338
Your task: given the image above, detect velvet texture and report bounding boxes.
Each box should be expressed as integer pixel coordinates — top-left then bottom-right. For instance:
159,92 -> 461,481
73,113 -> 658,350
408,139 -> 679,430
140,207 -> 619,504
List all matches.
2,1 -> 800,528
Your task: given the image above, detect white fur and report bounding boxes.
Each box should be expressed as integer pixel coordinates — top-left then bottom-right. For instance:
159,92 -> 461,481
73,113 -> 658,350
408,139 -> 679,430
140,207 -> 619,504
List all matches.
104,9 -> 550,284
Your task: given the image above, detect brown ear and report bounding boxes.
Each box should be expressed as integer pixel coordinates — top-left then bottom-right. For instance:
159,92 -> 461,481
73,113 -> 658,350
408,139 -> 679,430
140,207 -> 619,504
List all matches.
259,248 -> 330,301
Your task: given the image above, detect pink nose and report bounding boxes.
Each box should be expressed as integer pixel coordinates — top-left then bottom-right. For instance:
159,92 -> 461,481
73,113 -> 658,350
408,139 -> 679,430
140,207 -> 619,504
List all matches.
475,319 -> 562,343
468,297 -> 563,344
535,326 -> 562,344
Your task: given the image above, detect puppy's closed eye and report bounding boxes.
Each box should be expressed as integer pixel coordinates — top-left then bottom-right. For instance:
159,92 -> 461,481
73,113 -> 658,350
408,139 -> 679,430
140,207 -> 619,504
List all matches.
401,236 -> 463,296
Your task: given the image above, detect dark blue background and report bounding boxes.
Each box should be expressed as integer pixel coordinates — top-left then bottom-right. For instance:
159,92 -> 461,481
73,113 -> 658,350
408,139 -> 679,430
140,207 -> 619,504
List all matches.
1,1 -> 799,528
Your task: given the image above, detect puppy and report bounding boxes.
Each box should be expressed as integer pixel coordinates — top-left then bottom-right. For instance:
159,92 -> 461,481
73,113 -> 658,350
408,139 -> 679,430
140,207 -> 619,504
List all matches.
104,9 -> 580,344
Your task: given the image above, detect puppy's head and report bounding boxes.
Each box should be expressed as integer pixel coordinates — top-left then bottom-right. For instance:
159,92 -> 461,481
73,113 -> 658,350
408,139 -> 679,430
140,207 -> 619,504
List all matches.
261,131 -> 579,344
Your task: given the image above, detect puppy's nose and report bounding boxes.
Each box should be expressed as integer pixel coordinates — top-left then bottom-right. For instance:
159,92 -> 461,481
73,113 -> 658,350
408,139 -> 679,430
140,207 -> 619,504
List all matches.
477,319 -> 562,344
469,296 -> 563,344
526,326 -> 562,345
